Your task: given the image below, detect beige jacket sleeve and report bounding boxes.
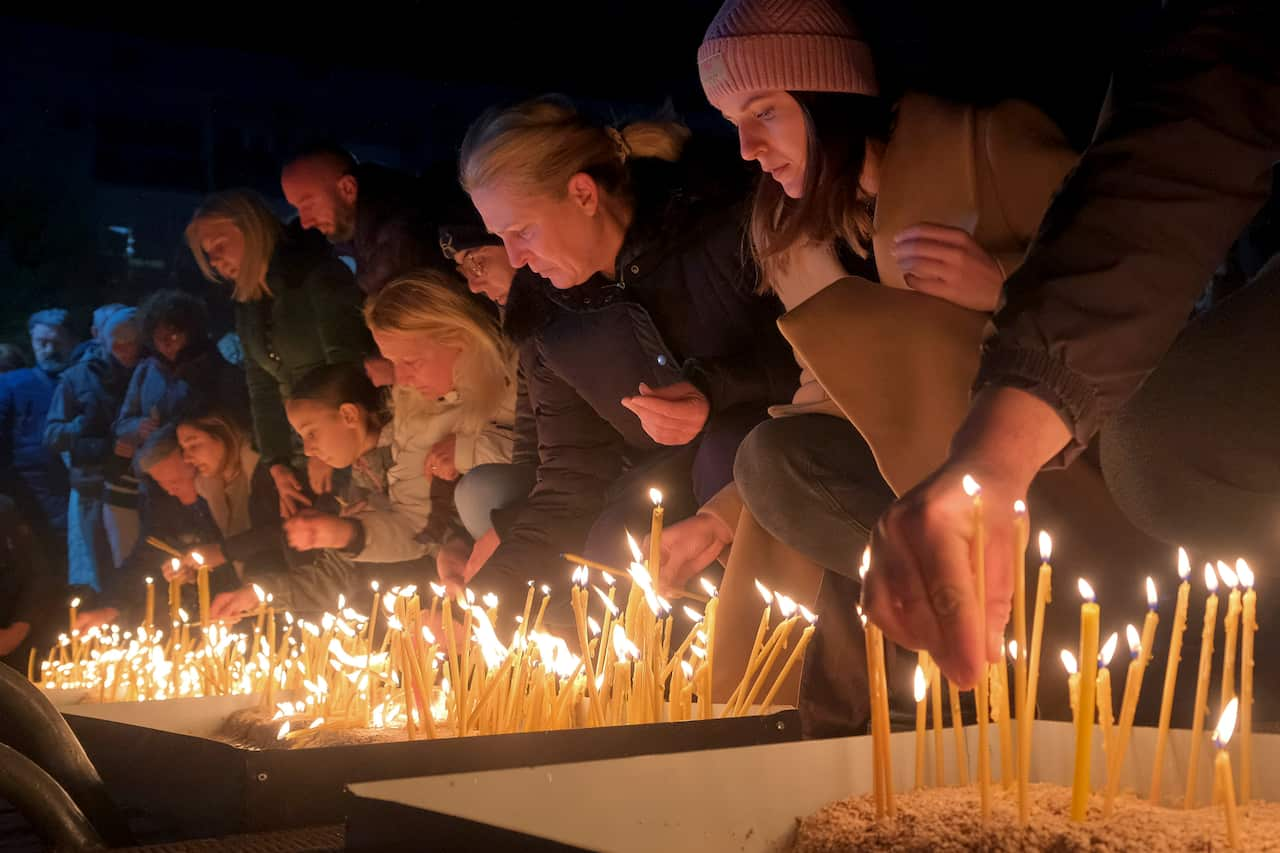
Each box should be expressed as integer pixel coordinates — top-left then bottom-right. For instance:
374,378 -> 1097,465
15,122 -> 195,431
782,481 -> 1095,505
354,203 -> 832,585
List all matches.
351,389 -> 446,563
454,380 -> 518,473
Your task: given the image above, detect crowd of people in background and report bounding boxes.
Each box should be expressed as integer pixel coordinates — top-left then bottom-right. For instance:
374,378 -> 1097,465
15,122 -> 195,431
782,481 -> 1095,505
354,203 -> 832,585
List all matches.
2,0 -> 1277,732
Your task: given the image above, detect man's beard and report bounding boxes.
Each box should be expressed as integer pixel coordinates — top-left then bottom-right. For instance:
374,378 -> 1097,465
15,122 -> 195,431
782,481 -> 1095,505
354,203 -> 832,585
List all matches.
330,206 -> 357,243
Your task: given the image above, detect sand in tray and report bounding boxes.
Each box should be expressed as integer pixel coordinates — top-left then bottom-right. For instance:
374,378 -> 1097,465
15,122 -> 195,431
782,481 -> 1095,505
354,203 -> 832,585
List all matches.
793,783 -> 1280,852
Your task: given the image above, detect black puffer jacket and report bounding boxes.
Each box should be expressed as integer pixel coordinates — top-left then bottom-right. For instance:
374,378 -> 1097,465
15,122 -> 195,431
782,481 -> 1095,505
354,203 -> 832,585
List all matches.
484,152 -> 798,577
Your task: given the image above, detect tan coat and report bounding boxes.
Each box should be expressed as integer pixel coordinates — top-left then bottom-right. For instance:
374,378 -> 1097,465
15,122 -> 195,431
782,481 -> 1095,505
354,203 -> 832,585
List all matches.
713,95 -> 1161,720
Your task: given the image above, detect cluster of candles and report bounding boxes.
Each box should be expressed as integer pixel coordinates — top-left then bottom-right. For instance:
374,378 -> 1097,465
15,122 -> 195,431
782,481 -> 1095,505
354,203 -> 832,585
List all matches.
865,475 -> 1259,849
37,491 -> 816,742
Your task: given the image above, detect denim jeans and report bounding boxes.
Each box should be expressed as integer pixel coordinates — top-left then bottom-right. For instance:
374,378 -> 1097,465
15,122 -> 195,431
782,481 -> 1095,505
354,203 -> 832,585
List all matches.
734,413 -> 896,576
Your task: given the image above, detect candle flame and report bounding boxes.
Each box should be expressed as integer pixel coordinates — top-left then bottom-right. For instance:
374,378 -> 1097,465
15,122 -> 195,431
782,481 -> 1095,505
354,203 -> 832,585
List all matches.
601,571 -> 616,587
690,644 -> 707,660
253,584 -> 266,604
962,474 -> 981,497
337,594 -> 346,610
1214,697 -> 1240,747
626,531 -> 645,564
309,717 -> 324,729
754,579 -> 774,605
572,566 -> 588,586
1060,649 -> 1078,675
191,551 -> 205,566
860,546 -> 871,579
1126,623 -> 1141,657
1099,632 -> 1118,667
700,577 -> 718,597
178,608 -> 189,623
649,487 -> 663,506
1008,640 -> 1018,659
145,576 -> 153,585
1205,563 -> 1219,593
465,588 -> 477,605
276,721 -> 291,740
427,581 -> 446,598
482,592 -> 499,610
683,605 -> 705,623
587,616 -> 601,636
593,586 -> 620,616
681,660 -> 694,678
1237,559 -> 1254,590
1039,531 -> 1052,562
1177,547 -> 1191,581
1146,576 -> 1157,609
776,593 -> 798,618
1217,560 -> 1238,589
540,584 -> 551,596
914,665 -> 928,702
1077,578 -> 1095,602
370,580 -> 380,592
421,626 -> 436,644
170,557 -> 181,574
798,604 -> 818,624
1014,499 -> 1027,514
70,597 -> 81,608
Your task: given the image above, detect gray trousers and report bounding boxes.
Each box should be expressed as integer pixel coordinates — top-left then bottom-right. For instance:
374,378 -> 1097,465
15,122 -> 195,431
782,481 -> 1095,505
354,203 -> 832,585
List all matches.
1102,252 -> 1280,573
734,414 -> 901,736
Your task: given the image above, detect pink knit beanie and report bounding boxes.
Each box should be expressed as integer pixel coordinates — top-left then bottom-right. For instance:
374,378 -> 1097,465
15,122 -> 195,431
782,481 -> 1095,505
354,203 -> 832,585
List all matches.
698,0 -> 878,104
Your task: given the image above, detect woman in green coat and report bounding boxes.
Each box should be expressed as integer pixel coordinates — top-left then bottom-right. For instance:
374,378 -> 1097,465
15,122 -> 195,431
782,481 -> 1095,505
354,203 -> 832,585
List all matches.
186,189 -> 372,517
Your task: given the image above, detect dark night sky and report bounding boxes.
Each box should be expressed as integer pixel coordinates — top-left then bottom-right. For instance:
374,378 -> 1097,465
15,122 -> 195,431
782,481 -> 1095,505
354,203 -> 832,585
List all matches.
0,1 -> 1150,342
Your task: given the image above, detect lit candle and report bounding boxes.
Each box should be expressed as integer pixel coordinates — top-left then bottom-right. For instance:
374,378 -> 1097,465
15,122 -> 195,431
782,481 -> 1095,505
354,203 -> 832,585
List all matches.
858,607 -> 885,815
1184,563 -> 1220,809
759,606 -> 816,711
1011,501 -> 1029,821
914,658 -> 929,790
1062,649 -> 1080,724
69,596 -> 80,636
1096,631 -> 1118,759
1104,624 -> 1151,815
1151,547 -> 1192,804
144,577 -> 155,629
962,474 -> 991,820
1021,530 -> 1053,824
192,551 -> 209,627
1238,559 -> 1256,804
648,488 -> 664,584
1217,560 -> 1241,716
168,558 -> 181,625
1213,698 -> 1242,849
1070,578 -> 1099,822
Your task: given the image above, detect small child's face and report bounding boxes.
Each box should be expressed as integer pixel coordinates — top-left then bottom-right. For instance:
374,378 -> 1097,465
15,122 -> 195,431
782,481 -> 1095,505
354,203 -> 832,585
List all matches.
286,398 -> 366,469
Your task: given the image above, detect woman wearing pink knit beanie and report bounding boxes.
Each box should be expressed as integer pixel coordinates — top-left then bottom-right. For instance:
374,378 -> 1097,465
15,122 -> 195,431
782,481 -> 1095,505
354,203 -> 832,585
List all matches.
655,0 -> 1156,733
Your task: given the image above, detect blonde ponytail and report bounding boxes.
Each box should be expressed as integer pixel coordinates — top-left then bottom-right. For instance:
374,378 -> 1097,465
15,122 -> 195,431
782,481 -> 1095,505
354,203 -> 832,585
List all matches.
460,95 -> 689,200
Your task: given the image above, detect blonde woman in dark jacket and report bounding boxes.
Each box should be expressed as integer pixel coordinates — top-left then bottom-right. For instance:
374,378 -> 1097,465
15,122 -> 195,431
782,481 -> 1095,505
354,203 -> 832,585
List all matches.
186,189 -> 372,518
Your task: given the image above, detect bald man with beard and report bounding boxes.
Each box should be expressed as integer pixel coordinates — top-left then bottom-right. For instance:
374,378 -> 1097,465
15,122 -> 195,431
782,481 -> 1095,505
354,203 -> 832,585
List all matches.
281,144 -> 457,297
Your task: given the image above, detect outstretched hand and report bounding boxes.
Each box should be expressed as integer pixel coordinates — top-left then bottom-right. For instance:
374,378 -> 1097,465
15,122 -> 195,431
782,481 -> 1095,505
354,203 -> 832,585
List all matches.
621,381 -> 710,446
